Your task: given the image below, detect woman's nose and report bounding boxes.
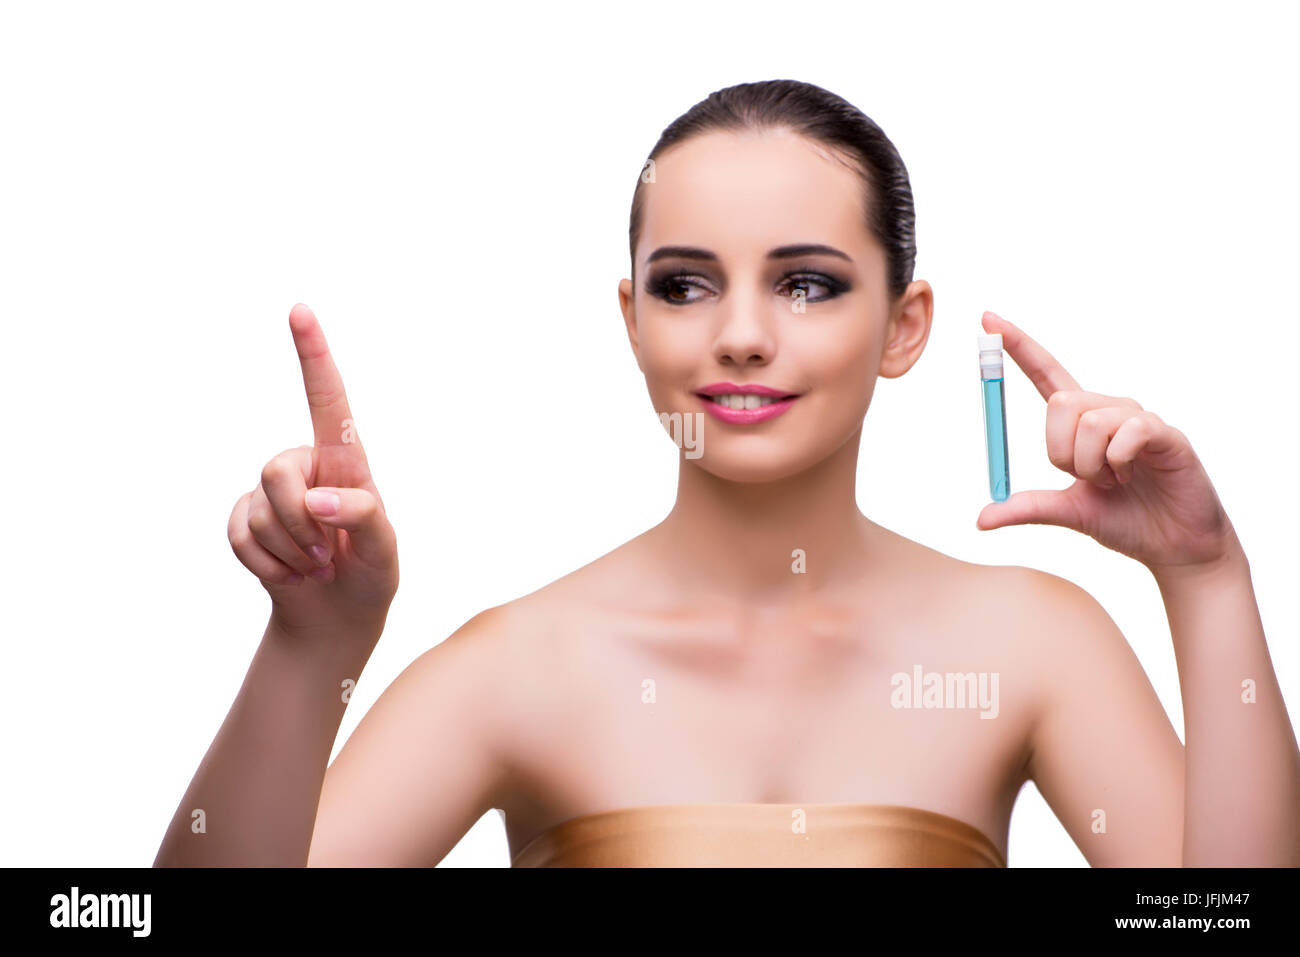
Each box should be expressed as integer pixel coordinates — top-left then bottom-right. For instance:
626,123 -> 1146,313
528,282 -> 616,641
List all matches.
711,296 -> 777,366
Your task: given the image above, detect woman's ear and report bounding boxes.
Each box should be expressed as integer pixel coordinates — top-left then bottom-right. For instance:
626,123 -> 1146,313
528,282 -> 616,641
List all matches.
618,277 -> 644,372
878,280 -> 933,379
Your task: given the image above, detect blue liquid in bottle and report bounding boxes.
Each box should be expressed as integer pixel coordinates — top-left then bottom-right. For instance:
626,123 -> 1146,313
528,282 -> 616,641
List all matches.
981,376 -> 1010,502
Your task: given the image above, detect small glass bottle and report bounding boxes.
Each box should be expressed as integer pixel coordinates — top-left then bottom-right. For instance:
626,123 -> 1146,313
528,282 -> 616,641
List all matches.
978,333 -> 1010,502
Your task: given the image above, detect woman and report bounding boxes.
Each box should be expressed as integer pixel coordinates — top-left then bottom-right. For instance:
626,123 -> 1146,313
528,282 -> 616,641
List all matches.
154,79 -> 1299,867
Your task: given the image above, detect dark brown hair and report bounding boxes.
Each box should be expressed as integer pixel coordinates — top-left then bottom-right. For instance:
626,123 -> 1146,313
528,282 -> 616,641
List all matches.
629,79 -> 916,301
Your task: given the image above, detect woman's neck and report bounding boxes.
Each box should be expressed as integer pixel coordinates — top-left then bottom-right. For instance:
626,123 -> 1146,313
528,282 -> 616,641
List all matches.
645,427 -> 882,605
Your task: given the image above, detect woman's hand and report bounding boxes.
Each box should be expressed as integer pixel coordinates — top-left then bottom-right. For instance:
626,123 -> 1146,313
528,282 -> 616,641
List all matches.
227,304 -> 399,638
975,311 -> 1240,576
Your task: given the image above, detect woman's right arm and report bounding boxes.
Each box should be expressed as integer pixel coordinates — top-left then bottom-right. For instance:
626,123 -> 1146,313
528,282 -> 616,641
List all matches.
153,615 -> 386,866
156,304 -> 417,866
155,603 -> 515,867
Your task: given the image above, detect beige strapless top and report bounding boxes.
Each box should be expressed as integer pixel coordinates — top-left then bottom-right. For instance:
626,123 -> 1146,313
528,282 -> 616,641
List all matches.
510,803 -> 1006,868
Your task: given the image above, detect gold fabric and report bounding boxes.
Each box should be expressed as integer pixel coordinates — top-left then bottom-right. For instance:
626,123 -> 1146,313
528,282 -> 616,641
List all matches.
511,803 -> 1005,868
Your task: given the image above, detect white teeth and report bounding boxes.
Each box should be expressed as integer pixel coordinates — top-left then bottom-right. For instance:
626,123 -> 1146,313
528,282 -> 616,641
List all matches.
708,393 -> 786,410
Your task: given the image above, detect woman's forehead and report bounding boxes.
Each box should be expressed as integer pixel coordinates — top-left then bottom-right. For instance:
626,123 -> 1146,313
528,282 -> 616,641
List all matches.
639,129 -> 869,261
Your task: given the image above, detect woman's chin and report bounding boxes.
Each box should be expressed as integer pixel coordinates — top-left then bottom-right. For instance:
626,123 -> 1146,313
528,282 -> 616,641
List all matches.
685,449 -> 821,484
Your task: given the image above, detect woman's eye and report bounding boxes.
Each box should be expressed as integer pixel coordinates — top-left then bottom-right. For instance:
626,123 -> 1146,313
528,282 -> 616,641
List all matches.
778,274 -> 846,303
647,275 -> 711,304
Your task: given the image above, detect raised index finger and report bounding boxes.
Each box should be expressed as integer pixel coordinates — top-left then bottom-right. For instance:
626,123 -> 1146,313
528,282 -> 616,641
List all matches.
981,311 -> 1081,400
288,303 -> 358,449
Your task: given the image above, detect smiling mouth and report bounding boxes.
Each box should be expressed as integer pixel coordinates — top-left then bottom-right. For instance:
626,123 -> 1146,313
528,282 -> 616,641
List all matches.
696,392 -> 799,410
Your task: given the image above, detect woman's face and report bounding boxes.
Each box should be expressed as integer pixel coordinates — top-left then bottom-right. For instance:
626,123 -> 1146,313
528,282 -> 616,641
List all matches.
619,127 -> 932,484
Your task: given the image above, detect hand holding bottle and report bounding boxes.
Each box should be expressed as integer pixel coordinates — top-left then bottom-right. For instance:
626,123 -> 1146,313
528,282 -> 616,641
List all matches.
975,311 -> 1240,578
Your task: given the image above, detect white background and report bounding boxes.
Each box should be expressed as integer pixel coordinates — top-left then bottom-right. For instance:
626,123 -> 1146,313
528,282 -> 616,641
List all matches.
2,0 -> 1296,867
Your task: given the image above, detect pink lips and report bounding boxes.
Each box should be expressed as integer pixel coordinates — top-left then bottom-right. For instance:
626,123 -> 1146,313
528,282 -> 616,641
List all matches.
695,381 -> 800,425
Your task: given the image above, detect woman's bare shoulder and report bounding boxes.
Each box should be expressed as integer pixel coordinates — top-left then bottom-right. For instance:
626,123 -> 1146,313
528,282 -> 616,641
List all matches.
870,525 -> 1112,664
869,523 -> 1070,595
440,532 -> 651,662
896,534 -> 1136,730
494,533 -> 653,621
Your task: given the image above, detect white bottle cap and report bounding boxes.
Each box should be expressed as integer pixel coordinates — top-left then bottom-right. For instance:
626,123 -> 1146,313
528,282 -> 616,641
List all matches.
977,332 -> 1003,378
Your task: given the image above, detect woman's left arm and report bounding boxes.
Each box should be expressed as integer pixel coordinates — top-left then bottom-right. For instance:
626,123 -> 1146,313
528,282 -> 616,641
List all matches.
1148,538 -> 1300,865
978,311 -> 1300,867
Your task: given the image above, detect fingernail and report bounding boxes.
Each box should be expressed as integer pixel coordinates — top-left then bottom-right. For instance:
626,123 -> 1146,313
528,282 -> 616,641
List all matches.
309,564 -> 334,581
306,489 -> 340,516
308,545 -> 330,565
286,573 -> 304,584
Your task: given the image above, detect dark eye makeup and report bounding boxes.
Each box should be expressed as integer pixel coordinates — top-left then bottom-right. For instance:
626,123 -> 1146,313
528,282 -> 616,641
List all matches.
644,268 -> 851,306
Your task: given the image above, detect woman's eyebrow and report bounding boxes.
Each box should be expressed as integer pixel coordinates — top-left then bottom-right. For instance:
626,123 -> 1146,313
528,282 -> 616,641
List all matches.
644,243 -> 853,266
768,243 -> 853,262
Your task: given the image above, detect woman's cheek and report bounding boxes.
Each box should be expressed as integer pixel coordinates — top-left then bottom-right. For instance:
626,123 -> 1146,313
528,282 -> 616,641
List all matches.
641,328 -> 705,389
